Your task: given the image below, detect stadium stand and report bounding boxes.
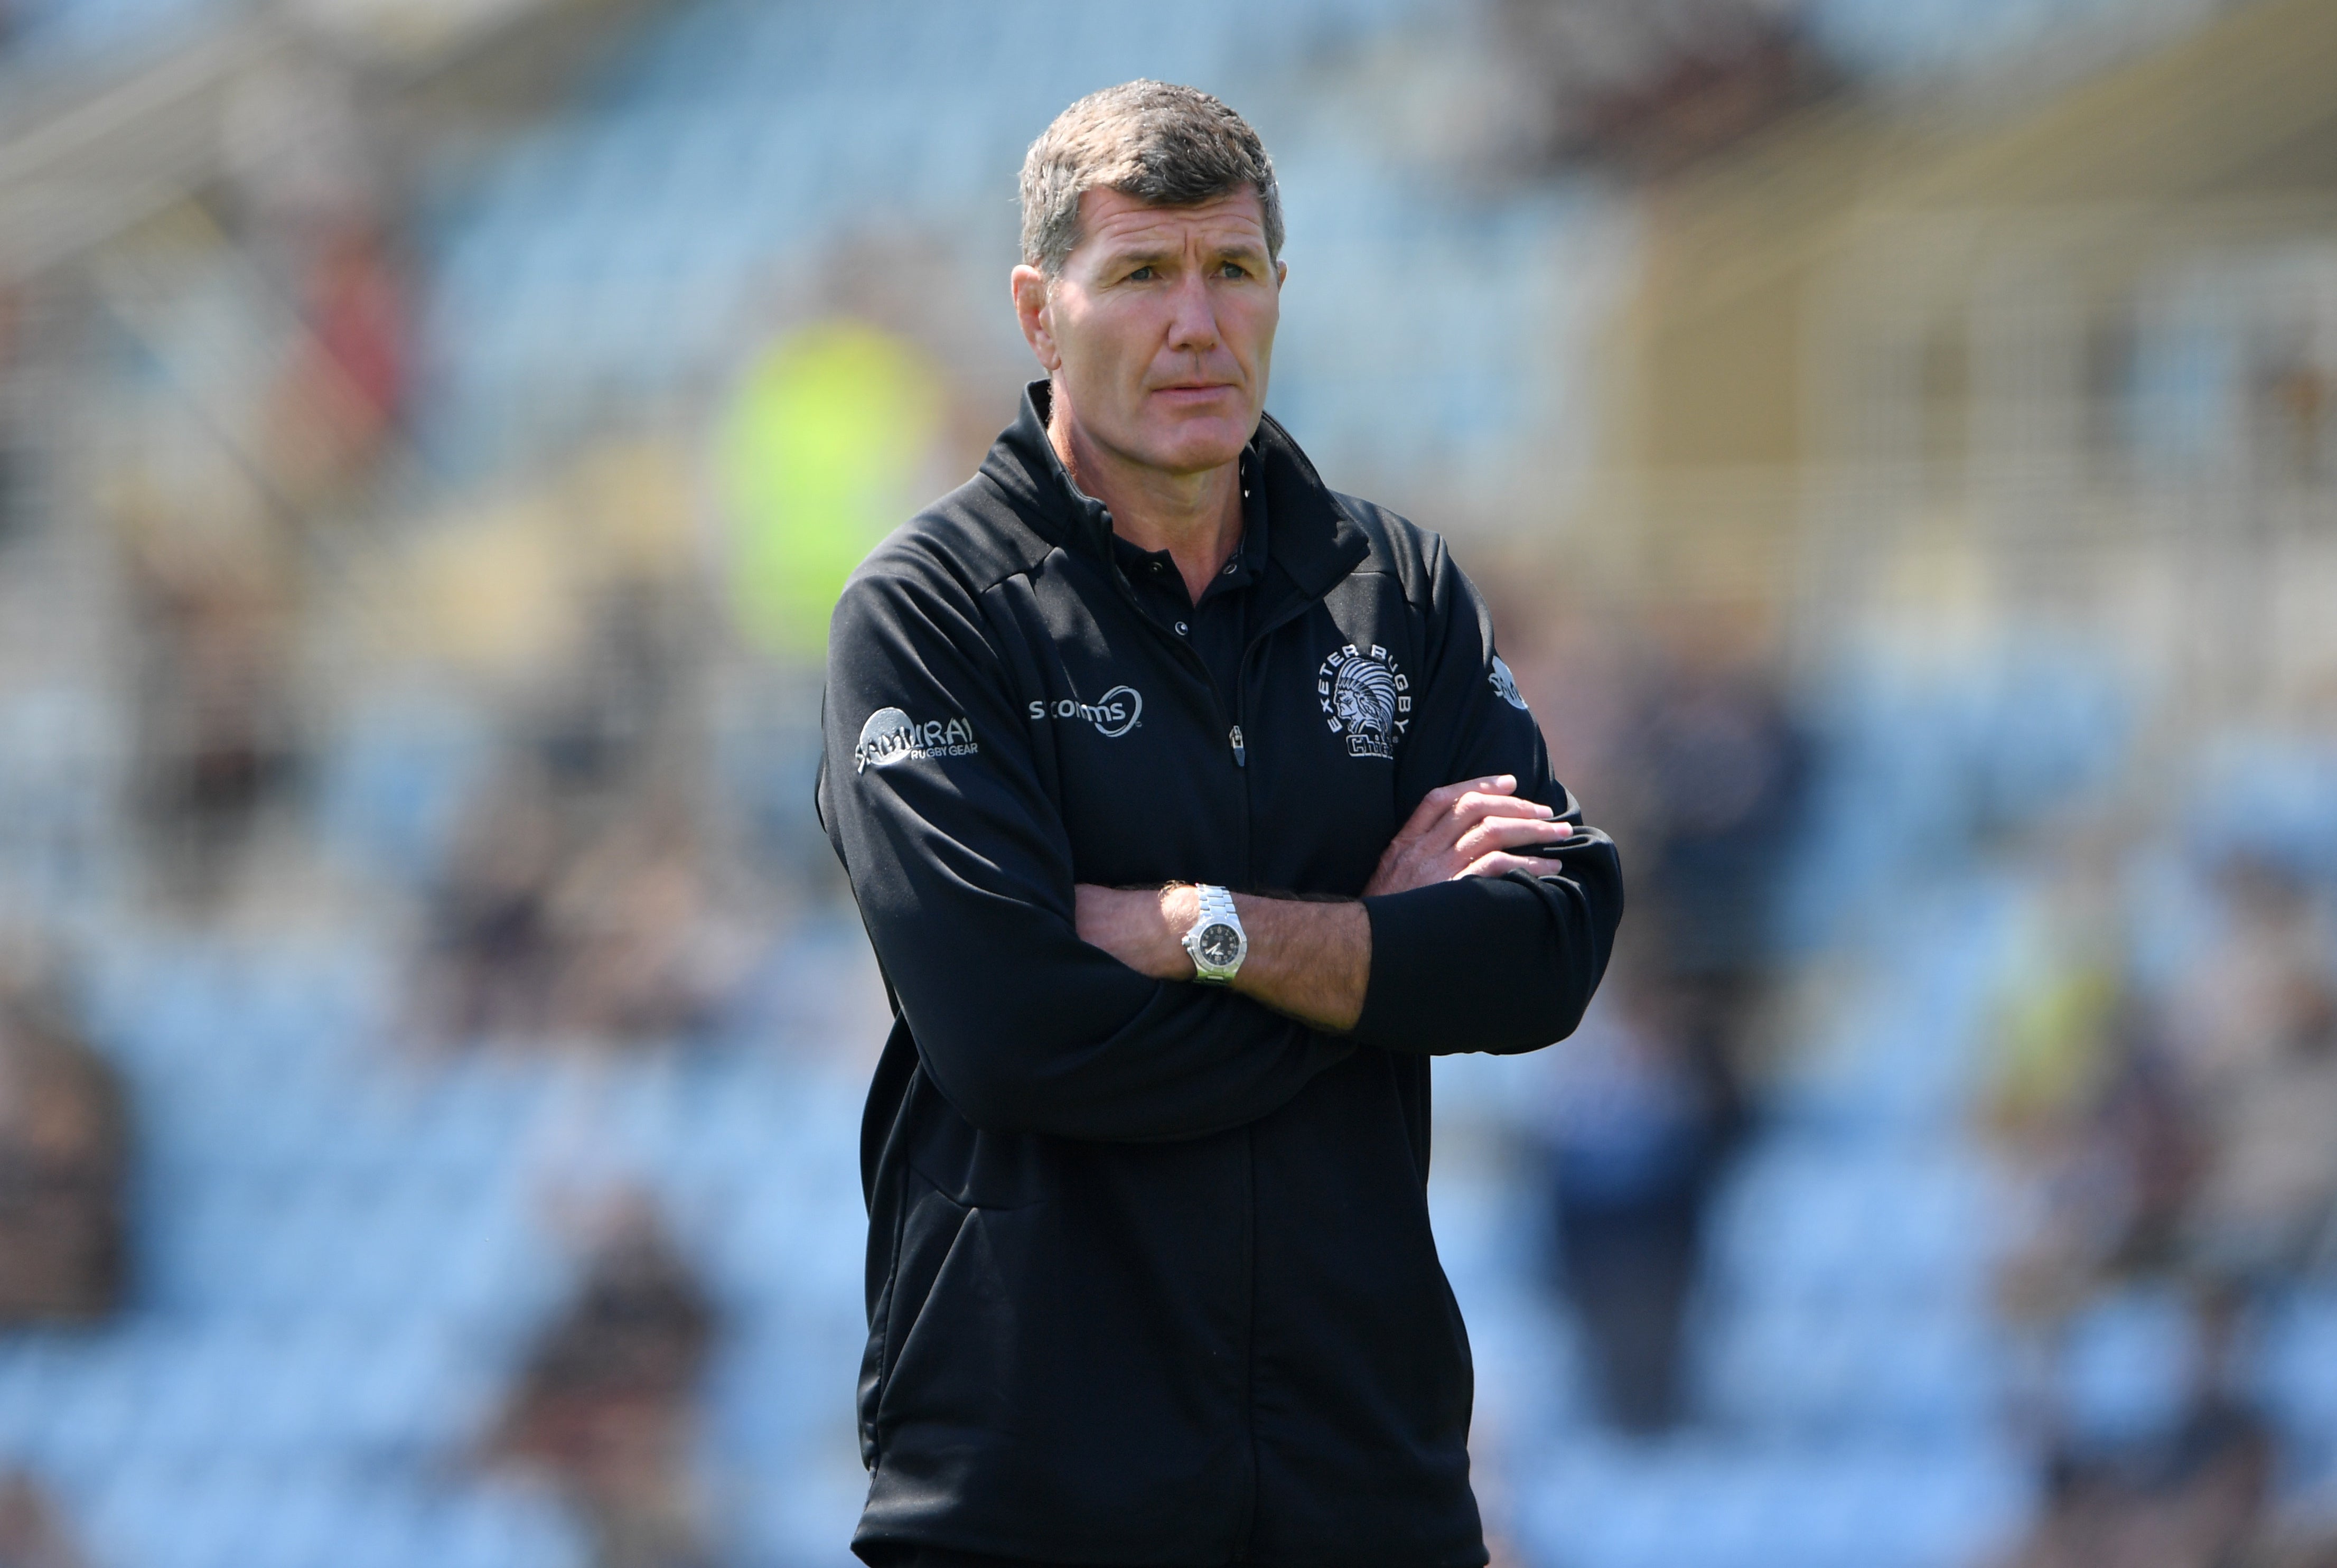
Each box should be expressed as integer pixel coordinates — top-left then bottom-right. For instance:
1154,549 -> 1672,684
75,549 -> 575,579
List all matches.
1,0 -> 2334,1564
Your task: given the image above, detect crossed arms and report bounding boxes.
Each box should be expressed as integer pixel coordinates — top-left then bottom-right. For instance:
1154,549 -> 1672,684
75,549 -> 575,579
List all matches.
820,549 -> 1622,1143
1075,773 -> 1578,1032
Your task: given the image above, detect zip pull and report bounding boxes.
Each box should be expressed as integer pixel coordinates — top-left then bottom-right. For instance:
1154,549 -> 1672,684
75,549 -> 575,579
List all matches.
1229,725 -> 1246,768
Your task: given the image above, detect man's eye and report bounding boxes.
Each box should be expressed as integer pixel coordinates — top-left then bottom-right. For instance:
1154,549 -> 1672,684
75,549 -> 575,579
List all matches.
1126,265 -> 1156,282
1218,262 -> 1248,279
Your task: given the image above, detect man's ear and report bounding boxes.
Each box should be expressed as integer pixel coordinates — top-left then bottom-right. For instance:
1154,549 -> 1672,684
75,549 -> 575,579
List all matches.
1275,258 -> 1287,289
1011,264 -> 1059,374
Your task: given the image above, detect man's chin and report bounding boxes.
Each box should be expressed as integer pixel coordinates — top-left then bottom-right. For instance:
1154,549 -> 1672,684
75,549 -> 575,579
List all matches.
1131,415 -> 1257,478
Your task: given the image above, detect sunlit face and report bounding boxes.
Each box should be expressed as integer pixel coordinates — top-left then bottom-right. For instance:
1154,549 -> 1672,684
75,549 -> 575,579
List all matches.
1013,185 -> 1285,479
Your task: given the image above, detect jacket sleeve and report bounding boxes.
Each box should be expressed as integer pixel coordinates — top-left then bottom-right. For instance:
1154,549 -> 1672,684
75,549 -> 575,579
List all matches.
819,553 -> 1352,1142
1348,535 -> 1624,1056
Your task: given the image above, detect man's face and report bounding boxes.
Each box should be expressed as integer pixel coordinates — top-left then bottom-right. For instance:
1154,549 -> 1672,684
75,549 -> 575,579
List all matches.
1014,185 -> 1284,478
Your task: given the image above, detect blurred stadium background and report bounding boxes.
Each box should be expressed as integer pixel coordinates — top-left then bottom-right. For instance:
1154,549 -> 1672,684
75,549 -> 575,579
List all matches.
1,0 -> 2335,1564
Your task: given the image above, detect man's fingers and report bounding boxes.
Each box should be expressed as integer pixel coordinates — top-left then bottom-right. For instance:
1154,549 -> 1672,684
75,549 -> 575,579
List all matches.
1373,778 -> 1560,897
1431,790 -> 1553,850
1450,789 -> 1551,822
1427,774 -> 1520,814
1393,774 -> 1520,843
1395,785 -> 1555,868
1454,815 -> 1576,860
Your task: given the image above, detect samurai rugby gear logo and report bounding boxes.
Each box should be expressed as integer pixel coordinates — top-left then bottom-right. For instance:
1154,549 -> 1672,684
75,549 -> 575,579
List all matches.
1489,655 -> 1529,711
1318,643 -> 1410,760
1027,685 -> 1143,739
856,706 -> 978,772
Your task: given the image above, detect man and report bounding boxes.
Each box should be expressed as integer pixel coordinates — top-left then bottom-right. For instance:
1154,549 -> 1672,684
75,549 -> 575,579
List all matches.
818,81 -> 1622,1568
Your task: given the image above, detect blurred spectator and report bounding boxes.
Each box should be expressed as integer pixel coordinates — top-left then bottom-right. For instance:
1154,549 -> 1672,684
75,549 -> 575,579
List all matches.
1511,613 -> 1788,1435
1993,841 -> 2337,1566
2251,329 -> 2333,489
2010,1289 -> 2273,1568
418,752 -> 570,1041
2168,854 -> 2337,1099
1498,0 -> 1838,173
2008,1399 -> 2273,1568
416,754 -> 752,1048
539,788 -> 746,1042
535,578 -> 698,793
0,939 -> 126,1324
1988,852 -> 2204,1318
122,516 -> 301,907
267,218 -> 408,503
1541,947 -> 1736,1433
485,1195 -> 718,1568
2170,854 -> 2337,1289
1617,624 -> 1805,1120
0,1470 -> 91,1568
409,557 -> 744,1050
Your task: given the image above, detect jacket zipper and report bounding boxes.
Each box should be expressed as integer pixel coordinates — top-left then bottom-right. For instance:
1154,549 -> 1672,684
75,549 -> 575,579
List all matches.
1230,595 -> 1261,1561
1226,591 -> 1327,1562
1102,539 -> 1328,1563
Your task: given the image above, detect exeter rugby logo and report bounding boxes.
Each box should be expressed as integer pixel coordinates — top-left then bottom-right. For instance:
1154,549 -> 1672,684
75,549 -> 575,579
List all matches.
856,706 -> 978,772
1318,643 -> 1409,760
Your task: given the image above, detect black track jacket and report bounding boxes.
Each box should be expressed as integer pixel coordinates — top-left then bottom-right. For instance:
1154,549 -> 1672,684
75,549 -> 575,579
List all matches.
817,384 -> 1623,1568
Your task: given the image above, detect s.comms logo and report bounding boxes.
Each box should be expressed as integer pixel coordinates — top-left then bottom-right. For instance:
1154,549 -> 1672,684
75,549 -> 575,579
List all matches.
856,706 -> 978,772
1027,685 -> 1143,739
1084,685 -> 1143,738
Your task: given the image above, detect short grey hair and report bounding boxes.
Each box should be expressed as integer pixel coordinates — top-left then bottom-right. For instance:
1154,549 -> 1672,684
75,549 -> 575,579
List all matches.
1018,80 -> 1284,278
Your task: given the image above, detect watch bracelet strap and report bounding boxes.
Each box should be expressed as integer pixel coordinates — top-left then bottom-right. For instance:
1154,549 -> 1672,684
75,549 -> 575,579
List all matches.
1194,884 -> 1238,927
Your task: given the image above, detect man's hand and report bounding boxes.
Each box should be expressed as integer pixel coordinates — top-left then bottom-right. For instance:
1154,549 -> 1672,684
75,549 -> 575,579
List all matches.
1362,774 -> 1576,897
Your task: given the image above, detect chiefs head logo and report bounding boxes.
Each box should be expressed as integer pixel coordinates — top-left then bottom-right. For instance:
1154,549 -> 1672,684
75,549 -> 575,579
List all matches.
1317,643 -> 1410,760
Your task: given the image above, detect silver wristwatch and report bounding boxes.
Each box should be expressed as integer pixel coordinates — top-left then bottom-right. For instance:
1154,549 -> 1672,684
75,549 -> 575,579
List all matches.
1181,884 -> 1248,985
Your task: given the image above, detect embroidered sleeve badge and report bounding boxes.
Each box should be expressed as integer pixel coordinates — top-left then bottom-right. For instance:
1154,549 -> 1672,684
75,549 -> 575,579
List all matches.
1489,655 -> 1530,711
856,706 -> 979,771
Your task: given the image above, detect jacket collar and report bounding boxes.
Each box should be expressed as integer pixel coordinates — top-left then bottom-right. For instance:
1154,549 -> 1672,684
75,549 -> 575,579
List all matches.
980,380 -> 1369,600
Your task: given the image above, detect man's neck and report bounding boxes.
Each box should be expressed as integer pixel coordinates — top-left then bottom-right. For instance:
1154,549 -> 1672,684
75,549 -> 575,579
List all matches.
1051,409 -> 1244,605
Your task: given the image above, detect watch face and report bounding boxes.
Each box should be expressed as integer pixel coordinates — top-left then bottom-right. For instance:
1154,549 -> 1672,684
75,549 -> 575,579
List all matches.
1195,923 -> 1242,969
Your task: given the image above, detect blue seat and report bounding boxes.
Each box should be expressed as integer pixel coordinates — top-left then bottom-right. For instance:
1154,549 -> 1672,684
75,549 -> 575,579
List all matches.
30,1330 -> 160,1477
1513,1437 -> 2033,1568
2058,1285 -> 2201,1449
431,1480 -> 588,1568
1707,1142 -> 2003,1309
87,1455 -> 244,1568
2250,1290 -> 2337,1444
1699,1299 -> 2003,1439
311,692 -> 490,885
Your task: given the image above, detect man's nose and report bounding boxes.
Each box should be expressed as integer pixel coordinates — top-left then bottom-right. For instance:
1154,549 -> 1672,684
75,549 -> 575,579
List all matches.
1162,273 -> 1220,354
